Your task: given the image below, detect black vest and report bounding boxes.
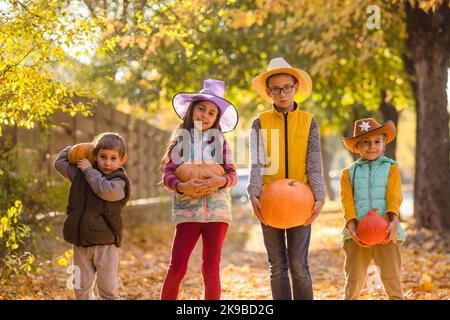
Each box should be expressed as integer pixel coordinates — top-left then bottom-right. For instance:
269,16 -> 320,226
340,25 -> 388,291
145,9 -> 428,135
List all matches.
63,166 -> 131,247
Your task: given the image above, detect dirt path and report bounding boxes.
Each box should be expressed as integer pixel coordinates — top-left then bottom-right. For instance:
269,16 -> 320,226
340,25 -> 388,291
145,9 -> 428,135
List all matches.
1,202 -> 448,300
85,201 -> 450,300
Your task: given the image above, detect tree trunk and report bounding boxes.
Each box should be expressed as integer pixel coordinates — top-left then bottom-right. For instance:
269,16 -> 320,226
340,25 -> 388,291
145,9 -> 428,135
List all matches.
405,1 -> 450,232
379,89 -> 400,160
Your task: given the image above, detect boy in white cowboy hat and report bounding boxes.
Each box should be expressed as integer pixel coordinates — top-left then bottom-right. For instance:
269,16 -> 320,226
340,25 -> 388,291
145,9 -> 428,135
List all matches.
247,57 -> 326,300
340,118 -> 405,300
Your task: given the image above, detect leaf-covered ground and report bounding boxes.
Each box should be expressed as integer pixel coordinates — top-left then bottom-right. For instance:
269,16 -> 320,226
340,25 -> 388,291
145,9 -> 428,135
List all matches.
0,201 -> 448,300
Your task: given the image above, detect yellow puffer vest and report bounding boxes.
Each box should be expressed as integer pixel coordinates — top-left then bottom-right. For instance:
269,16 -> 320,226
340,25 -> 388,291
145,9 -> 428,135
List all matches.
259,105 -> 313,190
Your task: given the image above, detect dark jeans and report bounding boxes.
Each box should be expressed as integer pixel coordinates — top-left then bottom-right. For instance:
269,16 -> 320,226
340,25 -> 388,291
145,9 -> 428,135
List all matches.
261,223 -> 313,300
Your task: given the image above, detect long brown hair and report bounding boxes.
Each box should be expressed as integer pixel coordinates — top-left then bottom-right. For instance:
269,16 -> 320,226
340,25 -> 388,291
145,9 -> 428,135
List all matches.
160,100 -> 222,172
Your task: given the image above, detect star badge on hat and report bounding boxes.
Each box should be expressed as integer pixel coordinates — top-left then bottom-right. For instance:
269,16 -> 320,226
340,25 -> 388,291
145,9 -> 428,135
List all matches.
359,120 -> 372,132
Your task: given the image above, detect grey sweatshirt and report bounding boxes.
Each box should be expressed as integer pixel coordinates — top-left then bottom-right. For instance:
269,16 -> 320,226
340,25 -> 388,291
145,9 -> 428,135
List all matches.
247,109 -> 326,202
54,146 -> 126,202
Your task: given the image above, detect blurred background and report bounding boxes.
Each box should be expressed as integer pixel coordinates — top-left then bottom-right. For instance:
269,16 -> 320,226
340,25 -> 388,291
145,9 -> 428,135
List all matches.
0,0 -> 448,299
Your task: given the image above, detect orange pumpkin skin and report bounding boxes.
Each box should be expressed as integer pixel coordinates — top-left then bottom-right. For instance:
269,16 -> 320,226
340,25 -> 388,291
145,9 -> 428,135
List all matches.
68,143 -> 95,165
356,209 -> 389,246
260,179 -> 314,229
175,162 -> 225,182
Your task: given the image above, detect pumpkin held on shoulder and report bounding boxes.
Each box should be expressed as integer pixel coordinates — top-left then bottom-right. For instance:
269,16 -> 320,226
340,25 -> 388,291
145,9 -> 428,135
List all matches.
68,143 -> 95,165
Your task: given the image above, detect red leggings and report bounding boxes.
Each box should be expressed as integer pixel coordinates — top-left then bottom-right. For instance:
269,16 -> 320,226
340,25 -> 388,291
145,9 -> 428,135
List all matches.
160,222 -> 229,300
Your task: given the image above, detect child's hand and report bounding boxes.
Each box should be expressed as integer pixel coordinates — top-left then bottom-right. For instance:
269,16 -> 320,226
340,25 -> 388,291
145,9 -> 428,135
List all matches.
382,212 -> 399,244
304,200 -> 324,226
250,196 -> 267,225
383,221 -> 399,244
77,159 -> 92,172
346,220 -> 359,242
347,219 -> 371,248
198,175 -> 227,195
177,179 -> 210,197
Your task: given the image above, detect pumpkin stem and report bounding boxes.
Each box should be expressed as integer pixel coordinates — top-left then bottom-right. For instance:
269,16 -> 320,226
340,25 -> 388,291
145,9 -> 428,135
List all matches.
288,180 -> 296,187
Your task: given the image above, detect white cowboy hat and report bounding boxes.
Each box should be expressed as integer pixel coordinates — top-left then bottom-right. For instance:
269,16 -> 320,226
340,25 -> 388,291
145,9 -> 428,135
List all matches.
252,57 -> 313,102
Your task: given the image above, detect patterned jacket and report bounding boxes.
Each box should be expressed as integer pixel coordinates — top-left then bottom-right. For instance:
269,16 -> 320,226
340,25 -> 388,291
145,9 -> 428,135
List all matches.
163,133 -> 237,224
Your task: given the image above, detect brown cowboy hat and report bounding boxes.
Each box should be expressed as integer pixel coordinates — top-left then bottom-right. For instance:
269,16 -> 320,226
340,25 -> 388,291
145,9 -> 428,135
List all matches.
342,118 -> 396,153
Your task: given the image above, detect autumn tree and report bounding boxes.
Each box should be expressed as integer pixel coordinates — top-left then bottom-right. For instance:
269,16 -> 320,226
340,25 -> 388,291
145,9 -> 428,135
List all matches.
0,0 -> 98,277
74,0 -> 291,125
0,0 -> 97,133
404,0 -> 450,231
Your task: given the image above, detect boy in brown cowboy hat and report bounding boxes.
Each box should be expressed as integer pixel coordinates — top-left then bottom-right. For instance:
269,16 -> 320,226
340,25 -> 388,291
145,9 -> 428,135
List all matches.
247,57 -> 326,300
340,118 -> 405,299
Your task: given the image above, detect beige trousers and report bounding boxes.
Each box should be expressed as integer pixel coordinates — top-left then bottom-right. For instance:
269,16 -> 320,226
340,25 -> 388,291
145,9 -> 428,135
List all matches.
72,244 -> 120,300
343,240 -> 403,300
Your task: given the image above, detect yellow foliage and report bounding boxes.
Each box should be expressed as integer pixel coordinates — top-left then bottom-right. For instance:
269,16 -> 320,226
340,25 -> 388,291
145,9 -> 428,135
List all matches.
57,257 -> 68,267
419,273 -> 436,292
0,0 -> 96,134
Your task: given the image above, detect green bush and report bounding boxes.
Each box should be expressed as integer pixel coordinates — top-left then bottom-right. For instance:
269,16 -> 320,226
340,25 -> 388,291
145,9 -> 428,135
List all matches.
0,140 -> 70,280
0,200 -> 35,279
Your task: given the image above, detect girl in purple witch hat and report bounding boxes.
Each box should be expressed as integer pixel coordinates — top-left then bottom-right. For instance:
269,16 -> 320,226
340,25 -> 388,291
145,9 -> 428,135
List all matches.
160,79 -> 238,300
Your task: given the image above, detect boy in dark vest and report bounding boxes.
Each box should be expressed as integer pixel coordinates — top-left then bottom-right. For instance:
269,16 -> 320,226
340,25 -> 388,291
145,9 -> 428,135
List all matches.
54,132 -> 131,300
247,57 -> 326,300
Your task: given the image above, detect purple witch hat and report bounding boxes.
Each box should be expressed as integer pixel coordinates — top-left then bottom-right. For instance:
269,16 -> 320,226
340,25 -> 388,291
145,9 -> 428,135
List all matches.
172,79 -> 239,132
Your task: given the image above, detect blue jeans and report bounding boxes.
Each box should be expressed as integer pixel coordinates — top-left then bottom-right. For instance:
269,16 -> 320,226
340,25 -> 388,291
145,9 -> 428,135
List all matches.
261,223 -> 313,300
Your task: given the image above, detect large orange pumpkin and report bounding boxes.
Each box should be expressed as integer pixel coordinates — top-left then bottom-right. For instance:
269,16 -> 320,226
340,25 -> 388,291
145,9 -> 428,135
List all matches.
175,162 -> 225,182
68,143 -> 95,165
260,179 -> 314,229
356,208 -> 388,246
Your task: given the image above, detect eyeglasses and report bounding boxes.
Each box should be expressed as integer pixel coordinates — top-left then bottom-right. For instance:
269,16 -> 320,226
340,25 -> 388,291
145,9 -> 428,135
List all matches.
268,85 -> 295,95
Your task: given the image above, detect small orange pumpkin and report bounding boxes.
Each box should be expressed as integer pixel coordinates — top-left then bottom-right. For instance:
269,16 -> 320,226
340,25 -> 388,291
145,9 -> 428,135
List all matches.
260,179 -> 314,229
68,143 -> 95,165
356,208 -> 389,246
175,162 -> 225,182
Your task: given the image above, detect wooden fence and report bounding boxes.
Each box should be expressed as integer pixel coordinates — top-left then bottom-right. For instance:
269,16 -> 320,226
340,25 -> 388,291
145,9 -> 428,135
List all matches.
2,103 -> 171,201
